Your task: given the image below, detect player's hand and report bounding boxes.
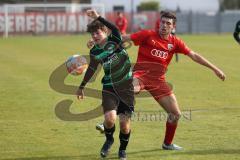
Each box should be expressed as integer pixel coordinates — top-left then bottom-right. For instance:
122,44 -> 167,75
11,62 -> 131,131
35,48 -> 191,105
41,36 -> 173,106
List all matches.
76,88 -> 84,100
87,39 -> 95,49
214,68 -> 226,81
86,9 -> 99,19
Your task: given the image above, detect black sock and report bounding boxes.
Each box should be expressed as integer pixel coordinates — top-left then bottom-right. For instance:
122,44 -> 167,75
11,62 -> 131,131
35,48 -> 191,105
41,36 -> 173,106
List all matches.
104,124 -> 115,141
119,131 -> 131,151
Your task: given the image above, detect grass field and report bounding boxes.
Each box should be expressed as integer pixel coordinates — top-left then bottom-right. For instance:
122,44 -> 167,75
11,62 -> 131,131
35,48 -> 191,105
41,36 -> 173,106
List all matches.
0,34 -> 240,160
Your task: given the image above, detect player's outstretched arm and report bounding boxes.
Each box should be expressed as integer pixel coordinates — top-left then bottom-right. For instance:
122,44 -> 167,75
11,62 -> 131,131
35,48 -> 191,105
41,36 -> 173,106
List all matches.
76,56 -> 99,100
76,88 -> 84,100
187,51 -> 226,81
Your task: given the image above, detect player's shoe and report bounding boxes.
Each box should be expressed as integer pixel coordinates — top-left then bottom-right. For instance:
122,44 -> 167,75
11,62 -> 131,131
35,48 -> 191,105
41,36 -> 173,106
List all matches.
118,150 -> 127,160
100,139 -> 114,158
96,123 -> 104,134
162,143 -> 183,150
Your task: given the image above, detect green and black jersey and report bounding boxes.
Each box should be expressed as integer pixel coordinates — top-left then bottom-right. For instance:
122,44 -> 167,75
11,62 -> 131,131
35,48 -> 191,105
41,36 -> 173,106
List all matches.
80,16 -> 132,89
234,20 -> 240,43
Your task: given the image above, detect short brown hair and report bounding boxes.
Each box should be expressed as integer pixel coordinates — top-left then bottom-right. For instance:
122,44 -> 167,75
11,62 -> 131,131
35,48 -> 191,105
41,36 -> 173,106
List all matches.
161,11 -> 177,24
87,20 -> 107,34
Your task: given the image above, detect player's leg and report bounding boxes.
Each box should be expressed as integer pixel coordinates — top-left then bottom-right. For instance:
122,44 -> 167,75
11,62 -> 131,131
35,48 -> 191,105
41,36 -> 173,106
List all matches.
147,79 -> 182,150
96,77 -> 140,134
100,110 -> 117,157
100,89 -> 118,157
156,93 -> 183,150
115,79 -> 135,160
118,113 -> 131,160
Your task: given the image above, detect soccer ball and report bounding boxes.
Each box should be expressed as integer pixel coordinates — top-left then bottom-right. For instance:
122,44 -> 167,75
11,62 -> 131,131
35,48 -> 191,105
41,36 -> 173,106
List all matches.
65,54 -> 88,76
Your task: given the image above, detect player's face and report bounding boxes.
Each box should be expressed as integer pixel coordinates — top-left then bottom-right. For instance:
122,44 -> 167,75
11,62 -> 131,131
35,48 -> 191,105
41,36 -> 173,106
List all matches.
91,29 -> 107,45
118,13 -> 123,18
159,17 -> 175,36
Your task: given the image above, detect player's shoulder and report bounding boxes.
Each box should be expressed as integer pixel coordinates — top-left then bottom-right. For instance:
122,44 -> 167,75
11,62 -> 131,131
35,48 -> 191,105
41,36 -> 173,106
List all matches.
167,35 -> 187,48
170,34 -> 183,43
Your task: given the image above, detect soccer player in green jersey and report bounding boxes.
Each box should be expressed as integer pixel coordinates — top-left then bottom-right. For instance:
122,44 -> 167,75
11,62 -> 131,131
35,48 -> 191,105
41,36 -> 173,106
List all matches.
76,10 -> 134,160
233,20 -> 240,44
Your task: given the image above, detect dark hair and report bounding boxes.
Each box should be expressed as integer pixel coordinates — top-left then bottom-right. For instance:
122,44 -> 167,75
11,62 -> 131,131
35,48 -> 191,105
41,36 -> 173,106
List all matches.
87,20 -> 107,34
160,11 -> 166,15
161,11 -> 177,24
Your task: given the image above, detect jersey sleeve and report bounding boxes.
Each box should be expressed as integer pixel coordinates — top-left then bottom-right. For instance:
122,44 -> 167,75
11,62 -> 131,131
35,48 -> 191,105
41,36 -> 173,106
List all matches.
130,30 -> 152,46
79,52 -> 99,89
175,37 -> 191,55
97,16 -> 121,40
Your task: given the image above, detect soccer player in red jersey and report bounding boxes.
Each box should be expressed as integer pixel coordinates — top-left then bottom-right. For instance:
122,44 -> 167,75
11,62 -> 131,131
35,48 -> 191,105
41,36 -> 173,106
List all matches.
94,11 -> 225,150
123,11 -> 226,150
115,12 -> 128,35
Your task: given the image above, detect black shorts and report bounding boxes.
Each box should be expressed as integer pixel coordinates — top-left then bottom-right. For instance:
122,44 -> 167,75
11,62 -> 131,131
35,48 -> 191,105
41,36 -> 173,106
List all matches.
102,79 -> 135,115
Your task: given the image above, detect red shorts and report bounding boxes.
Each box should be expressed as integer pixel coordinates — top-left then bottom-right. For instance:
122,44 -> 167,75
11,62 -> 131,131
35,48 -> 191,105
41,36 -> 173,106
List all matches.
134,72 -> 173,100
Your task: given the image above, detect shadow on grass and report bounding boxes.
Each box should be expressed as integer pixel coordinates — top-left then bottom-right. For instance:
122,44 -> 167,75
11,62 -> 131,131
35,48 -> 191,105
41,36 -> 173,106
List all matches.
3,154 -> 99,160
127,148 -> 240,158
3,148 -> 240,160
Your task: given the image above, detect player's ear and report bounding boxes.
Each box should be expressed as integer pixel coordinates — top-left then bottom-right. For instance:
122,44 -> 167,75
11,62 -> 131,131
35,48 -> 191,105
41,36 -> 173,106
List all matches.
172,18 -> 176,27
173,23 -> 176,29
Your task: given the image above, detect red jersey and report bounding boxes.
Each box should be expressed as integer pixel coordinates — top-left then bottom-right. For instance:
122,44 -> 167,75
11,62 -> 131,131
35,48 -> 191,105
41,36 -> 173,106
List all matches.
115,17 -> 128,34
130,30 -> 191,79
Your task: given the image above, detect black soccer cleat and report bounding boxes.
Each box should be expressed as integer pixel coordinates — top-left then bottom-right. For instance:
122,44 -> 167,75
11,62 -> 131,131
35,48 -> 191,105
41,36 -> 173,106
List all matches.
100,139 -> 114,158
118,150 -> 127,160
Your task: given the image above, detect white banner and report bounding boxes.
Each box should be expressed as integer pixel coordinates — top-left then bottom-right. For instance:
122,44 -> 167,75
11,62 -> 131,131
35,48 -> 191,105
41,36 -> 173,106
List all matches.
0,13 -> 89,33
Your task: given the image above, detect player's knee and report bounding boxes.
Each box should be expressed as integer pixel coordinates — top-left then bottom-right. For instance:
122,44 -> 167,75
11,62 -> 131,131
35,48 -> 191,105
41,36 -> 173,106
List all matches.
119,114 -> 130,133
104,119 -> 115,128
104,111 -> 116,127
168,112 -> 181,122
119,122 -> 130,134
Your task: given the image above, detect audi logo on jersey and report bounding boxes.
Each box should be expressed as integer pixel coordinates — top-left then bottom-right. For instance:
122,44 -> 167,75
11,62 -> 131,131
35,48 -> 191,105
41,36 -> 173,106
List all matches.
151,49 -> 168,59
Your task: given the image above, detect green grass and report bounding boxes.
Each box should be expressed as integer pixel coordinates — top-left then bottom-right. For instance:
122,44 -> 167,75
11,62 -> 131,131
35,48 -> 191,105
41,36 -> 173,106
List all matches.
0,34 -> 240,160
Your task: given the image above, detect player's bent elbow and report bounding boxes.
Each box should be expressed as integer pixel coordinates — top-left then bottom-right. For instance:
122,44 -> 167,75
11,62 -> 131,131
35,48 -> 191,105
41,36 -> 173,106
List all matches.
188,51 -> 198,61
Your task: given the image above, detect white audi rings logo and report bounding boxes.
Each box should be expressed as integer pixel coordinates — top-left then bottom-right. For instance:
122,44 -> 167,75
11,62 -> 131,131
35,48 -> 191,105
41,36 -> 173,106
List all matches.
151,49 -> 168,59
